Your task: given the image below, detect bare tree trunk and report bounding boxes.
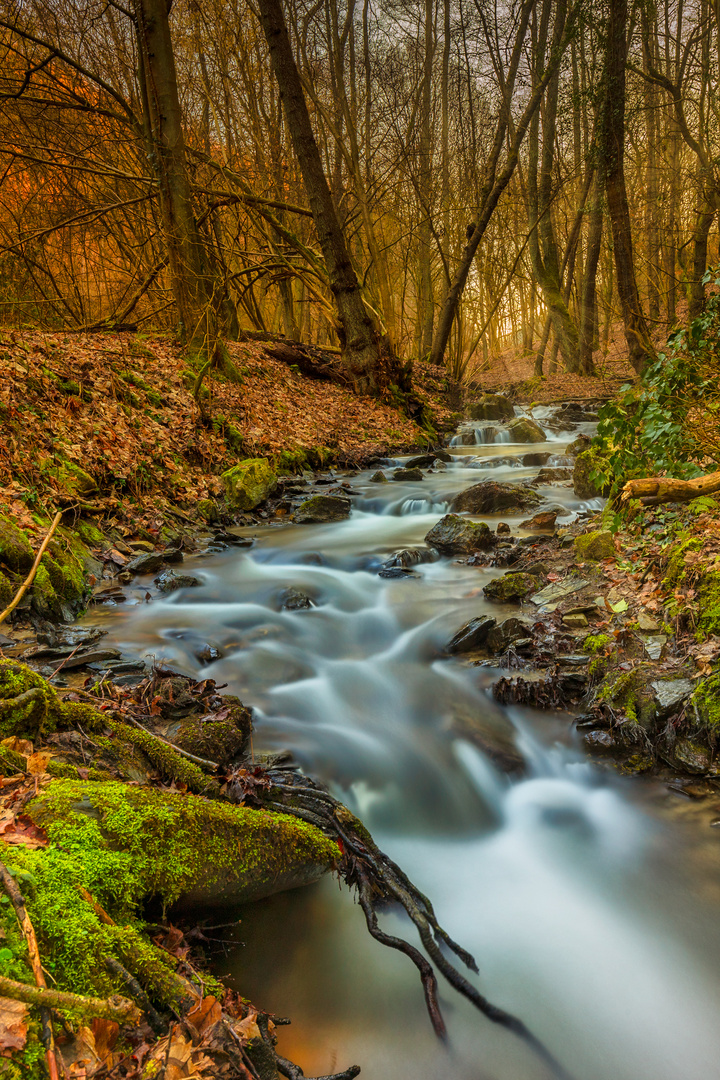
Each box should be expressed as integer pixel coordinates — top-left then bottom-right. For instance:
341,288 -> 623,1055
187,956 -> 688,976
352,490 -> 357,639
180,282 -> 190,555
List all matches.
256,0 -> 388,395
598,0 -> 656,374
133,0 -> 214,350
578,173 -> 603,375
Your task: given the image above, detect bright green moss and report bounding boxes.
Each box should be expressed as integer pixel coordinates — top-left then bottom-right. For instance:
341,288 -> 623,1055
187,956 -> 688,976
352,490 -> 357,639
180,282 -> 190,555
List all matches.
691,672 -> 720,733
661,536 -> 702,591
697,571 -> 720,639
583,633 -> 612,654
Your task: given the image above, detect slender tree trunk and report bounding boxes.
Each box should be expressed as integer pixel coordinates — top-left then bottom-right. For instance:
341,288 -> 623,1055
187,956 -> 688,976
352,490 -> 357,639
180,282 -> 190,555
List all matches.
598,0 -> 656,374
256,0 -> 388,394
578,173 -> 603,375
415,0 -> 435,359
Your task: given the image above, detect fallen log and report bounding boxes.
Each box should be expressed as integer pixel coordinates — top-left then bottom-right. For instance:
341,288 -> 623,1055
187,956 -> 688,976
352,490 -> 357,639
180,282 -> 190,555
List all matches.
264,341 -> 351,384
621,470 -> 720,506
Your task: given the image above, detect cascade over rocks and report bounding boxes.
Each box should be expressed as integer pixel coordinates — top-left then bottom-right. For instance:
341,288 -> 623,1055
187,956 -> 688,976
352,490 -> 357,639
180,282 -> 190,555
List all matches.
451,480 -> 543,515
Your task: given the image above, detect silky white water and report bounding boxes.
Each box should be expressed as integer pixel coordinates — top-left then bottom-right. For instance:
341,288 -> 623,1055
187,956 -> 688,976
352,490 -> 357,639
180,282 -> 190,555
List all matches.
87,428 -> 720,1080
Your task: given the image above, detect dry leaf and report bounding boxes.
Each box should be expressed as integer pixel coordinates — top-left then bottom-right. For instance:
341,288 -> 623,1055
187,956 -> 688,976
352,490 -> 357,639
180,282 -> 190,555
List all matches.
235,1009 -> 261,1042
1,737 -> 33,757
0,997 -> 28,1056
26,751 -> 52,775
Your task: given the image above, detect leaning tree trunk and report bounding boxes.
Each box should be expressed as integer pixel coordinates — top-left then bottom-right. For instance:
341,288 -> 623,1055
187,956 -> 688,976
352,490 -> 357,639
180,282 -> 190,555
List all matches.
256,0 -> 388,396
598,0 -> 656,375
133,0 -> 215,352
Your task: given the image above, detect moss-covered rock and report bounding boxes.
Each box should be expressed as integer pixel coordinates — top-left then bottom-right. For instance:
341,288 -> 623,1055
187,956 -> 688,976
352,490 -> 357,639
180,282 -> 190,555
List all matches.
505,417 -> 546,443
424,514 -> 493,555
222,458 -> 277,511
467,394 -> 514,422
196,497 -> 220,523
574,529 -> 615,561
55,461 -> 98,497
167,696 -> 252,768
293,495 -> 351,524
0,660 -> 101,739
0,570 -> 13,610
697,571 -> 720,638
573,448 -> 611,499
483,571 -> 539,603
0,779 -> 337,1005
599,670 -> 657,729
0,517 -> 33,573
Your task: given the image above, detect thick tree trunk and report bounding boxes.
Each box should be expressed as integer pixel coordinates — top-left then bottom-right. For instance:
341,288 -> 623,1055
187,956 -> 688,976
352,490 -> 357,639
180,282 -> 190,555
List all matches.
598,0 -> 656,375
133,0 -> 214,350
256,0 -> 387,395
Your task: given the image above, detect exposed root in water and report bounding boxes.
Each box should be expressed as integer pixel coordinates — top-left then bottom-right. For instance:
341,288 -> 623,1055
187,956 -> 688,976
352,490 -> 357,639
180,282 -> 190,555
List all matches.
230,766 -> 576,1080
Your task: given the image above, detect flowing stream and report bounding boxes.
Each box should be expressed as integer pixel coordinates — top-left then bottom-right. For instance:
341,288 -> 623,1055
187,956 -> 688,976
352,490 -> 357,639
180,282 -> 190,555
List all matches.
87,412 -> 720,1080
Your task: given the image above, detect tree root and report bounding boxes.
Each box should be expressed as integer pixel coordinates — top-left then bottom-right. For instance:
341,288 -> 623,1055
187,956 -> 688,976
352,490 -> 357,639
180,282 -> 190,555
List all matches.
237,767 -> 575,1080
0,973 -> 141,1024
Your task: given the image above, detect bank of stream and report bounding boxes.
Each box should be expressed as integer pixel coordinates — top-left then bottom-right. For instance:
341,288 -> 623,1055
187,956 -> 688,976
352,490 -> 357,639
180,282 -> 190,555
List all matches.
65,405 -> 720,1080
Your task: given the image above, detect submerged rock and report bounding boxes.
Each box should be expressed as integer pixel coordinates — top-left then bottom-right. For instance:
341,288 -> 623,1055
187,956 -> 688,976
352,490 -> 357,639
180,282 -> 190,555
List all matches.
383,548 -> 429,569
278,587 -> 315,610
293,494 -> 351,523
483,572 -> 539,603
451,480 -> 542,515
424,514 -> 494,555
467,393 -> 515,421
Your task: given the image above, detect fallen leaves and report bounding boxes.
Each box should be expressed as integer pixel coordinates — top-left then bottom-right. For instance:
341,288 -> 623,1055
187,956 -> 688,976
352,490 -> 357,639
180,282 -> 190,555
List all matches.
0,998 -> 28,1056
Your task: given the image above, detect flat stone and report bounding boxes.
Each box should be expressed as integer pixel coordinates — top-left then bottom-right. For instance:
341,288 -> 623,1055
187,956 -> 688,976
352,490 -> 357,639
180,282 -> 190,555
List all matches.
520,511 -> 557,531
638,611 -> 661,632
563,613 -> 589,628
644,635 -> 667,661
531,577 -> 590,607
652,678 -> 694,718
50,648 -> 122,670
127,540 -> 155,552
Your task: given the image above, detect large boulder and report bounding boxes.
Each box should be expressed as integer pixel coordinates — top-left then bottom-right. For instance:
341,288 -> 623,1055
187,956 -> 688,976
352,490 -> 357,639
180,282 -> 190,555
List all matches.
222,458 -> 278,511
467,394 -> 515,422
293,494 -> 351,523
483,572 -> 540,603
451,480 -> 542,515
505,417 -> 546,443
425,514 -> 494,555
573,449 -> 610,499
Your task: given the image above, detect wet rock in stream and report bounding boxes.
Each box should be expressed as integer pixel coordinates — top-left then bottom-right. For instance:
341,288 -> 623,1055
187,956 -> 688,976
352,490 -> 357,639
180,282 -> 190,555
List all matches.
483,571 -> 540,603
445,616 -> 497,654
293,494 -> 351,523
425,514 -> 494,555
451,480 -> 543,515
277,587 -> 316,610
155,569 -> 201,593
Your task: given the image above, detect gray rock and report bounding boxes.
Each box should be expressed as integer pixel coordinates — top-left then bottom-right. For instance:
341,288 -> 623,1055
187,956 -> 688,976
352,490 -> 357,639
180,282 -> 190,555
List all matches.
652,679 -> 694,718
425,514 -> 494,555
671,738 -> 712,775
434,450 -> 453,463
531,577 -> 590,608
451,480 -> 542,515
369,471 -> 388,483
522,452 -> 552,467
583,730 -> 620,753
154,569 -> 200,593
532,467 -> 573,485
486,618 -> 533,654
378,566 -> 417,579
278,587 -> 315,610
383,548 -> 429,569
162,548 -> 185,564
445,616 -> 497,654
125,552 -> 165,575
